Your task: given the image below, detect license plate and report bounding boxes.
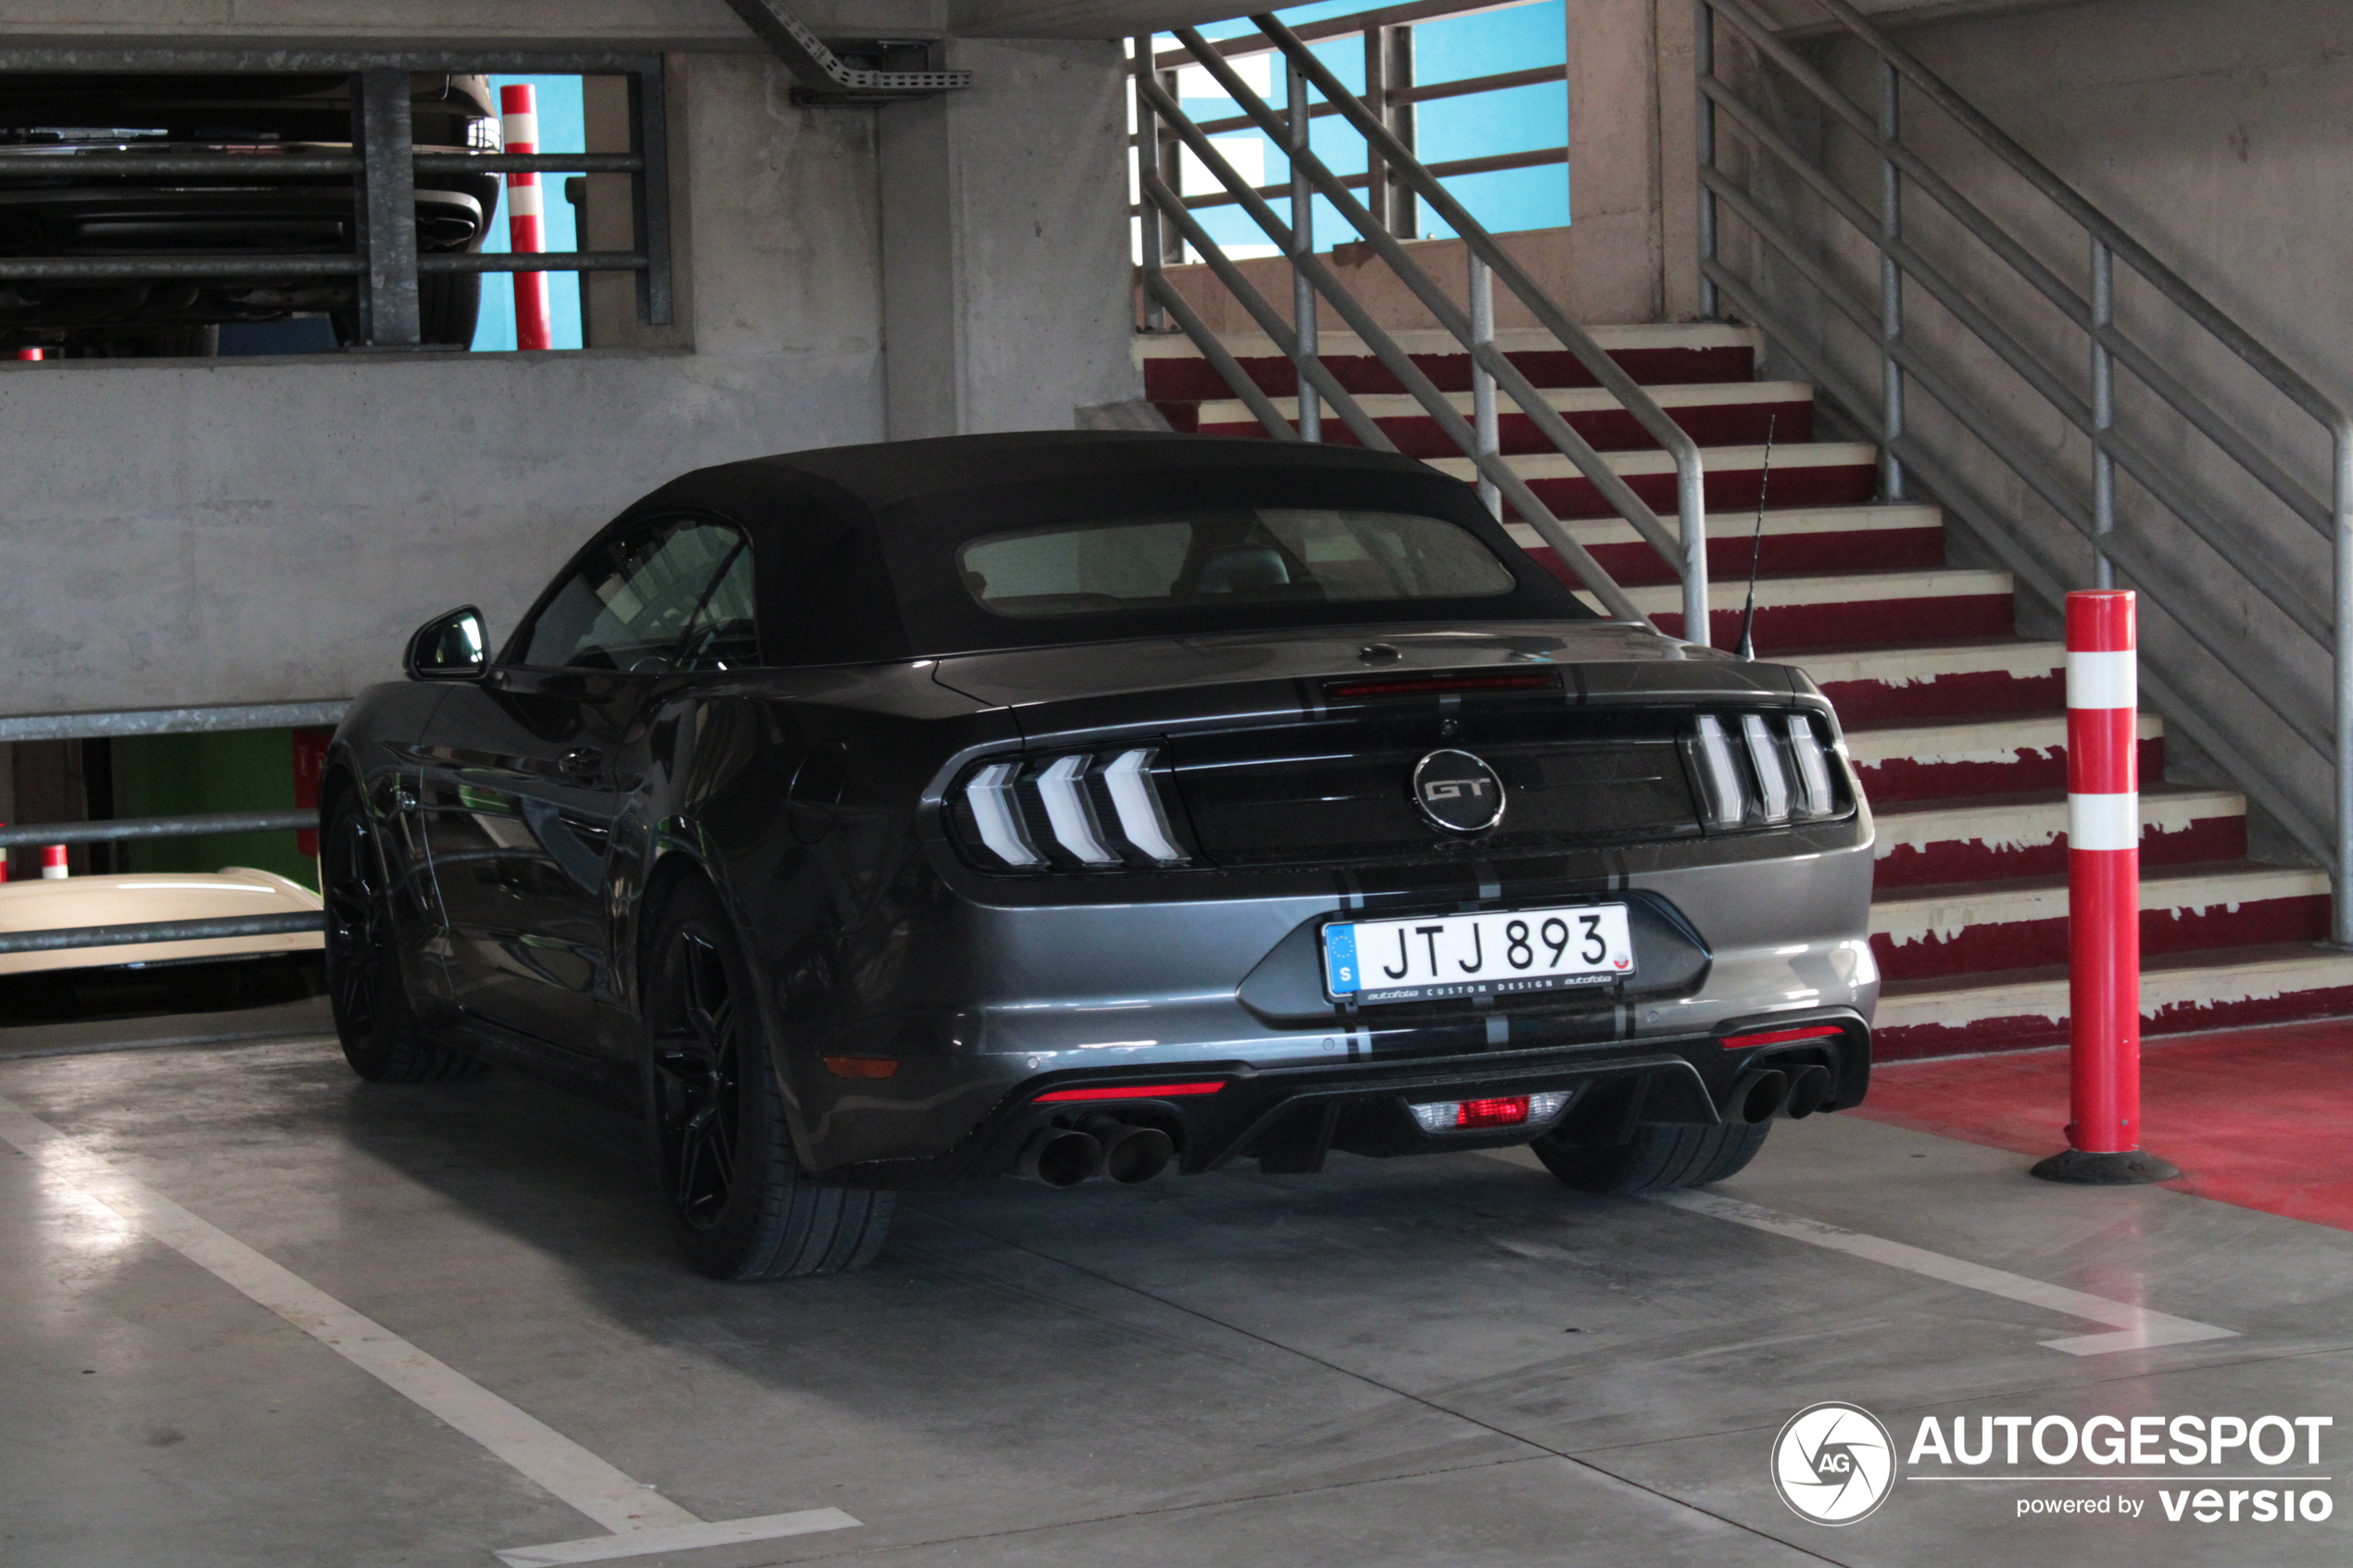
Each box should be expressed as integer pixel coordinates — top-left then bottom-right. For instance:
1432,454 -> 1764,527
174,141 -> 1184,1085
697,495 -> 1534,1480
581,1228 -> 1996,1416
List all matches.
1322,903 -> 1635,1005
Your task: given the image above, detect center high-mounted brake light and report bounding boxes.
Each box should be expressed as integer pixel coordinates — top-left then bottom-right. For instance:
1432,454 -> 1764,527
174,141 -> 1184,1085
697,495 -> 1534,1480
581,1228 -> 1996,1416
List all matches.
952,746 -> 1195,872
1685,710 -> 1843,831
1325,670 -> 1562,701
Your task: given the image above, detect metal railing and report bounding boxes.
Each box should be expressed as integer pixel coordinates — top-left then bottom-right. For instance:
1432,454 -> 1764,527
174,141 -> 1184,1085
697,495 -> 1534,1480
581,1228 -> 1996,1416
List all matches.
1133,7 -> 1714,642
1,701 -> 340,957
1697,0 -> 2353,943
0,913 -> 323,960
0,47 -> 674,345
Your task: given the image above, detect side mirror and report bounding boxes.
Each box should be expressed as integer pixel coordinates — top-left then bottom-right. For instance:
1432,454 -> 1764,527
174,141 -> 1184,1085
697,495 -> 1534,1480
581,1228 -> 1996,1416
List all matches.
405,606 -> 490,681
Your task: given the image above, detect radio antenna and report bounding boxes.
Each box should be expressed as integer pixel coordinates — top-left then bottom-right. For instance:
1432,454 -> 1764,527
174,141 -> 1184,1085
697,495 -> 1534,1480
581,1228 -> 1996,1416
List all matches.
1737,412 -> 1777,660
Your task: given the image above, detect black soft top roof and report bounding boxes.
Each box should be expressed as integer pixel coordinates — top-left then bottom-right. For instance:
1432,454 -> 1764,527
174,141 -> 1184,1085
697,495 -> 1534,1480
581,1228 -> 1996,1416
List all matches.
598,431 -> 1588,663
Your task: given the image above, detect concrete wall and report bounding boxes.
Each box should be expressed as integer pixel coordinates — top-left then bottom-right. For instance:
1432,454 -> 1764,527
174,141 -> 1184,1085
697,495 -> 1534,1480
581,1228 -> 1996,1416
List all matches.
0,34 -> 1141,720
1,54 -> 886,717
1712,0 -> 2353,854
882,37 -> 1138,437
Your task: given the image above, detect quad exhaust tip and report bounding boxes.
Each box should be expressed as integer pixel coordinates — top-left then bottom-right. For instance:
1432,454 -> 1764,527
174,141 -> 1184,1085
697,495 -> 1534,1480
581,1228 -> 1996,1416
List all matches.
1018,1127 -> 1102,1187
1084,1115 -> 1175,1184
1017,1119 -> 1175,1185
1781,1063 -> 1834,1120
1726,1067 -> 1790,1125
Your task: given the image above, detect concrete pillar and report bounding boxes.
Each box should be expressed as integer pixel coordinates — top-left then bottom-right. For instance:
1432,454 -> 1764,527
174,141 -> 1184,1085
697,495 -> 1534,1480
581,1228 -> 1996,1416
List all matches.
1562,0 -> 1704,322
879,37 -> 1139,438
1655,0 -> 1704,321
1566,0 -> 1667,322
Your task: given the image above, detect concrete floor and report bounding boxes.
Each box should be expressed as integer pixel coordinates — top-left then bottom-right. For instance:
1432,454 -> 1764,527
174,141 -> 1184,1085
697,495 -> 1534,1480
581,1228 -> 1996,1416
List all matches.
2,1033 -> 2347,1566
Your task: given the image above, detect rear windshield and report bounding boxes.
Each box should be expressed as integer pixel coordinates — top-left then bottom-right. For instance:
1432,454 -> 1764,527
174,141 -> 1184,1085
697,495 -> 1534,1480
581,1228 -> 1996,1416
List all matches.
958,508 -> 1517,618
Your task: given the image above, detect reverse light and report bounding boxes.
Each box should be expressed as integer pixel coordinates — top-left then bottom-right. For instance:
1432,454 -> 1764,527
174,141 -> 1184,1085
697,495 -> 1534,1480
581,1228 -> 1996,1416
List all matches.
952,746 -> 1195,872
1409,1090 -> 1572,1133
1686,711 -> 1844,831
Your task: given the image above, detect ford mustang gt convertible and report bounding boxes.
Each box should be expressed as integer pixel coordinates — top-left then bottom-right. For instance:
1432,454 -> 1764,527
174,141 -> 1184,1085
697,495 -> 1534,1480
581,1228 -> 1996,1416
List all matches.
322,432 -> 1876,1279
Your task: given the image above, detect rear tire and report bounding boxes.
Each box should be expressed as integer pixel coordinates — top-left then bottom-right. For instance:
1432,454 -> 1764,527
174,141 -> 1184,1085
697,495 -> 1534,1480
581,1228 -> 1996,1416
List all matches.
1532,1122 -> 1769,1196
641,879 -> 893,1280
322,794 -> 482,1084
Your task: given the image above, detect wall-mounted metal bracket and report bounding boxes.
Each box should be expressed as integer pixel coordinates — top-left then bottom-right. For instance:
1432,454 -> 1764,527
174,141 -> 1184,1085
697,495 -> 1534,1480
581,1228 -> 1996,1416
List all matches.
722,0 -> 971,103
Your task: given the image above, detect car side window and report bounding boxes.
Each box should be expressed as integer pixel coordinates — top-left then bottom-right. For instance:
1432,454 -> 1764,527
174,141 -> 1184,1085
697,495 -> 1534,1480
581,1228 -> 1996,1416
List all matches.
516,521 -> 743,672
677,544 -> 761,671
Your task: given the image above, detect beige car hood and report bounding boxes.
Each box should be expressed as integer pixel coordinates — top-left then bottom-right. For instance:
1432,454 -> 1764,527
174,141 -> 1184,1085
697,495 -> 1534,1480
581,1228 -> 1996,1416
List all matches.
0,868 -> 324,977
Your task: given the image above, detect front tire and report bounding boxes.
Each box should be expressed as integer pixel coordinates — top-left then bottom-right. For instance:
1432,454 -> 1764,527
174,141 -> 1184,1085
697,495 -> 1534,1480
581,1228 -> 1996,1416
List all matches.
322,794 -> 481,1084
1531,1122 -> 1769,1196
641,880 -> 893,1280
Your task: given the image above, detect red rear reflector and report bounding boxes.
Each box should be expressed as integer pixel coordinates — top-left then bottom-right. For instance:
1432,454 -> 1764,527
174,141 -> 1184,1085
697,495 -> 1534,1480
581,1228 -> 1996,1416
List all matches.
1454,1096 -> 1530,1129
1036,1081 -> 1227,1103
1720,1025 -> 1846,1049
822,1055 -> 900,1079
1325,671 -> 1561,700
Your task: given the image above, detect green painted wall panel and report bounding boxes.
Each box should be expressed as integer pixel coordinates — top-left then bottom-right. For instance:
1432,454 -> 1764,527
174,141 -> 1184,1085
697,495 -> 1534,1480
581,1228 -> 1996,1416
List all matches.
117,729 -> 318,891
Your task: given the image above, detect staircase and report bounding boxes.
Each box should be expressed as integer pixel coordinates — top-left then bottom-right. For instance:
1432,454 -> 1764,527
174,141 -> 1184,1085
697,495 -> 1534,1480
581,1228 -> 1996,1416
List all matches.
1140,324 -> 2353,1060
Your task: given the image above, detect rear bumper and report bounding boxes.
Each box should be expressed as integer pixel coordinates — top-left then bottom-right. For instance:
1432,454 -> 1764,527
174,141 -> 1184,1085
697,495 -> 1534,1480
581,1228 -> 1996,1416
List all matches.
815,1008 -> 1869,1187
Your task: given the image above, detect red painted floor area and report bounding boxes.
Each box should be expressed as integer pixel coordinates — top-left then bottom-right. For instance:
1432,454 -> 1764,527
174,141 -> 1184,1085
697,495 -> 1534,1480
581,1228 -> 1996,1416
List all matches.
1853,1018 -> 2353,1232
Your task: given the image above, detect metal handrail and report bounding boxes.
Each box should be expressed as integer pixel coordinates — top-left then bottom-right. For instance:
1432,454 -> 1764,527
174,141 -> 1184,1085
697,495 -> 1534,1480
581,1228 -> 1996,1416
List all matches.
1711,259 -> 2338,868
0,912 -> 324,958
0,152 -> 646,176
1246,14 -> 1712,641
1140,169 -> 1400,453
1135,69 -> 1648,621
1699,0 -> 2353,942
1134,19 -> 1710,638
0,810 -> 315,850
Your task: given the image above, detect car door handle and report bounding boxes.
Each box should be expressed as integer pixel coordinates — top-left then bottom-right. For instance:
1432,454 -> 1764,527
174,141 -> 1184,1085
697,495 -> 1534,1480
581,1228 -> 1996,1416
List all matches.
560,746 -> 605,779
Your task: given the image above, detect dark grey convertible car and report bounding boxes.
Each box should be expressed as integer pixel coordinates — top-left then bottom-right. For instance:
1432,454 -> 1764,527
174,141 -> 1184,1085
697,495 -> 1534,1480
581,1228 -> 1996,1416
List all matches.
323,433 -> 1876,1279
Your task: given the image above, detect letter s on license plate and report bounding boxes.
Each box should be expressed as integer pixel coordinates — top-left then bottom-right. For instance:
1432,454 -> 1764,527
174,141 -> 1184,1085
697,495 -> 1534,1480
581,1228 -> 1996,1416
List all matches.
1322,904 -> 1634,1005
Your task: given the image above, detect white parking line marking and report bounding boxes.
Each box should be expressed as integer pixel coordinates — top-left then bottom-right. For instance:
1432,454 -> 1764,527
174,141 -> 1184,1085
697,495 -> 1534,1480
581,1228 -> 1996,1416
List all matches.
1481,1148 -> 2236,1355
0,1093 -> 862,1562
495,1510 -> 865,1566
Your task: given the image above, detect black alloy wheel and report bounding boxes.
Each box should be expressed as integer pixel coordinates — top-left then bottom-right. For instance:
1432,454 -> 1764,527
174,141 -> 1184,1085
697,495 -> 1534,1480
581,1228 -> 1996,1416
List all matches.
648,928 -> 741,1233
322,793 -> 480,1083
641,878 -> 894,1279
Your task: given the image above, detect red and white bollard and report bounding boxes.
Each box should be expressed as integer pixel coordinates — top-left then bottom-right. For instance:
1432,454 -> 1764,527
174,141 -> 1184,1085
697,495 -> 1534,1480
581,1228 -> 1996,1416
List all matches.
2033,589 -> 2180,1184
41,845 -> 69,880
500,83 -> 554,352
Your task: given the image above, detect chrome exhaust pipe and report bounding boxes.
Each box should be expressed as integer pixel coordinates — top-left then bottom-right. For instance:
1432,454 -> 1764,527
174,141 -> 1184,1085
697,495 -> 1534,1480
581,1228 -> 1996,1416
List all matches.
1726,1067 -> 1790,1125
1017,1127 -> 1102,1187
1781,1064 -> 1834,1120
1084,1116 -> 1174,1184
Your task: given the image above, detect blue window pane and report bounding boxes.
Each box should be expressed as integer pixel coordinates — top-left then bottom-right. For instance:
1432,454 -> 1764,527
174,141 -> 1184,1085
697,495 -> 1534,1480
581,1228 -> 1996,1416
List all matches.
1160,0 -> 1567,243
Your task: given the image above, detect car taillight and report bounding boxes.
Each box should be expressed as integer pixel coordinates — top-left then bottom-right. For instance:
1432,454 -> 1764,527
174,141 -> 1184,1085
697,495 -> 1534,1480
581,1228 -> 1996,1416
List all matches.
951,746 -> 1195,872
1409,1090 -> 1571,1132
1684,710 -> 1844,831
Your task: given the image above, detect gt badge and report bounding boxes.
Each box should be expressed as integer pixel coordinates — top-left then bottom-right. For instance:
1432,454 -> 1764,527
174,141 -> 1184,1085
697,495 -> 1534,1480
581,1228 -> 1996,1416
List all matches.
1411,749 -> 1506,834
